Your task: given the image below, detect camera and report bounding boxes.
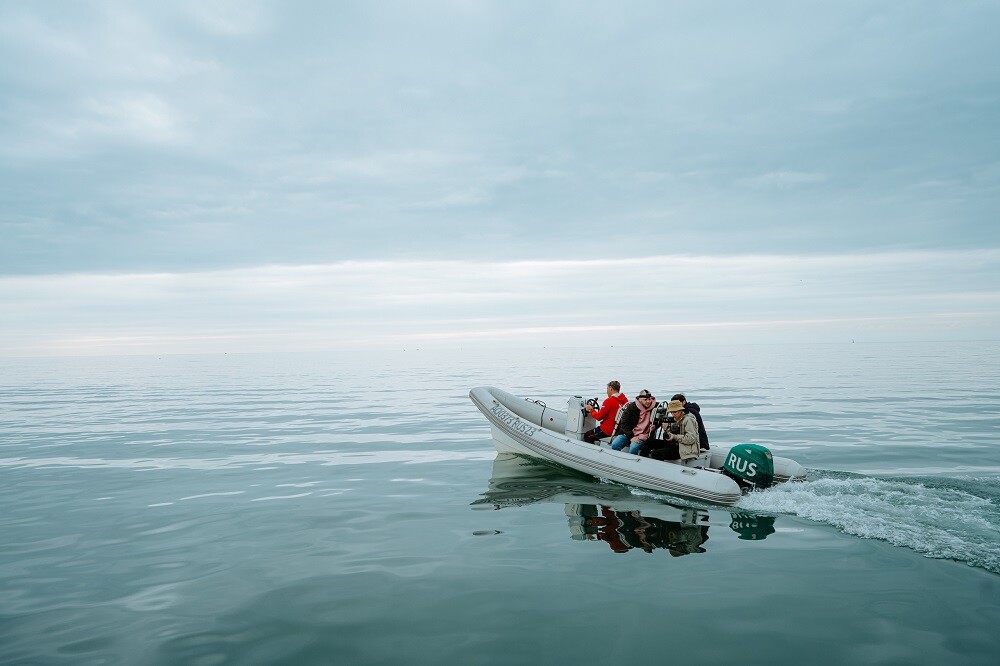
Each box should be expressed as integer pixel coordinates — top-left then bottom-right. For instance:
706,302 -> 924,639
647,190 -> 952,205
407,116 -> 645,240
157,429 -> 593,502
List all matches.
652,404 -> 681,432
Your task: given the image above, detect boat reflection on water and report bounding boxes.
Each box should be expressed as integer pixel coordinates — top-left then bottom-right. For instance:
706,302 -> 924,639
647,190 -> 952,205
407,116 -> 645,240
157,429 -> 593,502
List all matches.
568,503 -> 710,555
472,453 -> 776,554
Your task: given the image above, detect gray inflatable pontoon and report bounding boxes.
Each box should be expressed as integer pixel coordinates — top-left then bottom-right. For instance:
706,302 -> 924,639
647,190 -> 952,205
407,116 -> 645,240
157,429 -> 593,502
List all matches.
469,386 -> 806,505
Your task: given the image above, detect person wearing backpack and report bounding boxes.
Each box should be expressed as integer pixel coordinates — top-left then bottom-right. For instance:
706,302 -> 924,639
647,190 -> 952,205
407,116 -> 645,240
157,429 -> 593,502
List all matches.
610,389 -> 657,454
671,393 -> 710,451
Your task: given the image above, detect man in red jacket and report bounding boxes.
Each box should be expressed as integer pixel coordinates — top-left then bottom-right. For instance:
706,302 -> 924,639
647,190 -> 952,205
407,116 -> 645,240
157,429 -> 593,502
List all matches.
583,380 -> 628,443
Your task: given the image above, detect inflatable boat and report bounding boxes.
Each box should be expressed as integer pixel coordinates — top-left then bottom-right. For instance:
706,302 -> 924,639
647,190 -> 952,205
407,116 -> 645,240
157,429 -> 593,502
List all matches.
469,386 -> 806,505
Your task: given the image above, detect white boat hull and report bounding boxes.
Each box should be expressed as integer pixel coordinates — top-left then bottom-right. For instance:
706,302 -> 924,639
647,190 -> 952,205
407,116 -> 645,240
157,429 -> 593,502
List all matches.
470,386 -> 806,506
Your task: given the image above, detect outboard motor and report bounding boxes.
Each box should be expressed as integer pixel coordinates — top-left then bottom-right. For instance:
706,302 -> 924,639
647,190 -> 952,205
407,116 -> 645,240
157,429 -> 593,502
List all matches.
722,443 -> 775,491
565,396 -> 593,440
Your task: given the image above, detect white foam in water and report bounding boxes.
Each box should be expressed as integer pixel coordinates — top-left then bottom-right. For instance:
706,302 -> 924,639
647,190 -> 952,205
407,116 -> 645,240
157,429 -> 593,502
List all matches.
739,471 -> 1000,574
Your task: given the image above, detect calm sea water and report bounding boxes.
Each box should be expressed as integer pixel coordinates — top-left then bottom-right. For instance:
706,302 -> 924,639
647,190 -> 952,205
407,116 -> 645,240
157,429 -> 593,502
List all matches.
1,342 -> 998,665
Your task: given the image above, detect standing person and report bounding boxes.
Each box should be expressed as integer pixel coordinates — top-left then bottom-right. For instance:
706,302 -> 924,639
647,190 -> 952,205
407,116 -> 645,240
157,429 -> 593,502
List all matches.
672,393 -> 710,451
639,399 -> 699,462
611,389 -> 657,454
583,381 -> 628,444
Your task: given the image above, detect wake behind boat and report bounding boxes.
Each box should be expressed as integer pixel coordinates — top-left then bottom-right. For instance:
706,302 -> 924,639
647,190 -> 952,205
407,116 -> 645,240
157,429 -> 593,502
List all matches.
469,386 -> 806,505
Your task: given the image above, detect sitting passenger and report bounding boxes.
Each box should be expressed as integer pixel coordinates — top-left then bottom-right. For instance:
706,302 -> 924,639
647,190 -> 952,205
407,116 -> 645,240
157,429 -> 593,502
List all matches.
583,381 -> 628,444
671,393 -> 710,451
639,416 -> 679,461
610,389 -> 657,454
639,399 -> 700,463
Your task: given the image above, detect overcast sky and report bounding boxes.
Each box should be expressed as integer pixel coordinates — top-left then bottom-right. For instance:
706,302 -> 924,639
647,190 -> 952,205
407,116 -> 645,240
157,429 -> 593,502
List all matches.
1,1 -> 998,356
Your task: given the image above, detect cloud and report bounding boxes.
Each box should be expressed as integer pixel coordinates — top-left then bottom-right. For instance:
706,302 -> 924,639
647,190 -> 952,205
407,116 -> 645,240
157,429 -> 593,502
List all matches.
738,171 -> 828,190
180,0 -> 269,37
1,249 -> 996,356
77,93 -> 183,143
1,2 -> 998,292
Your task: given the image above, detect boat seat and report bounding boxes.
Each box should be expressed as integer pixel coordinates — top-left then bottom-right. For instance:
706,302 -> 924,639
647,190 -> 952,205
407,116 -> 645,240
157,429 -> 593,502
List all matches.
680,452 -> 712,468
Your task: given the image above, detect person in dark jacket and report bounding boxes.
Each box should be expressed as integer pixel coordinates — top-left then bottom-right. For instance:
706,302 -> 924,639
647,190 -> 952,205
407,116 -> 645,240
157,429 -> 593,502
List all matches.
672,393 -> 709,451
610,389 -> 657,454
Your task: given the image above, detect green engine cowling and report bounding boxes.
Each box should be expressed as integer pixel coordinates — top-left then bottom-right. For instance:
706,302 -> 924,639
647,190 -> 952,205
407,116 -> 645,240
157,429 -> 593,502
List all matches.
722,443 -> 775,491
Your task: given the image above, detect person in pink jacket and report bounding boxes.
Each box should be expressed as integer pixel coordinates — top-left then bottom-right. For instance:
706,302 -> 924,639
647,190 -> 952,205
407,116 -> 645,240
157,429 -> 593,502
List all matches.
583,381 -> 628,443
611,389 -> 657,454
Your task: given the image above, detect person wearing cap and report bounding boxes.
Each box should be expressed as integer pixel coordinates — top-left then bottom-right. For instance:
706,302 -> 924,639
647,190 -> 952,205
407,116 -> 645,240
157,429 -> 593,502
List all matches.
583,381 -> 628,444
639,399 -> 700,462
671,393 -> 710,451
610,389 -> 657,454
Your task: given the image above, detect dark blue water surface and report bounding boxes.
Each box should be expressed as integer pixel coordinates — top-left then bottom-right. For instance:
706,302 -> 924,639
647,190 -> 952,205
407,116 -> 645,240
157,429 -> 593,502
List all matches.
1,342 -> 998,664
